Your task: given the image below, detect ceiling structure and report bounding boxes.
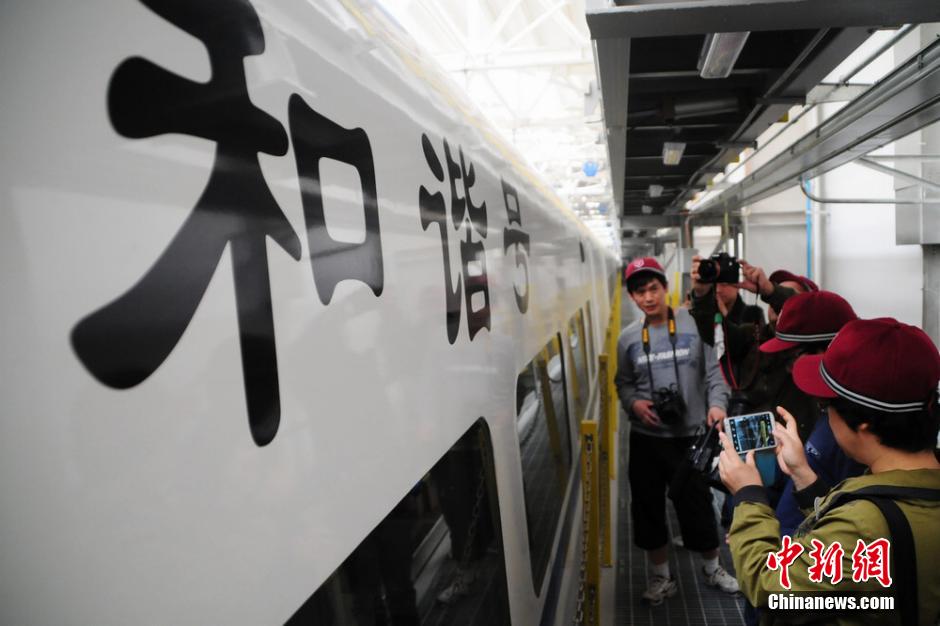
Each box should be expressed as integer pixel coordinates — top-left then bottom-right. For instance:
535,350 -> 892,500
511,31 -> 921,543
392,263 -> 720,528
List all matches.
378,0 -> 620,252
587,0 -> 940,230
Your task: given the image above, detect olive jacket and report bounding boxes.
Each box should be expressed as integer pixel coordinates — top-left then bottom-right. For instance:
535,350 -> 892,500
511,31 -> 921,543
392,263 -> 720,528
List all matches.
729,469 -> 940,625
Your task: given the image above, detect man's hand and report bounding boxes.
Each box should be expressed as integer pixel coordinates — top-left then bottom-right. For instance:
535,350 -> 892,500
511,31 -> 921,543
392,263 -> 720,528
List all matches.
707,406 -> 727,427
631,399 -> 662,427
690,255 -> 711,298
718,431 -> 762,494
738,260 -> 773,297
773,406 -> 817,490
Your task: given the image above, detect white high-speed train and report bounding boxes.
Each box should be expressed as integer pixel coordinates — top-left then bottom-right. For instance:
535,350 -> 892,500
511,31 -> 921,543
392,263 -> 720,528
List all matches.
0,1 -> 620,624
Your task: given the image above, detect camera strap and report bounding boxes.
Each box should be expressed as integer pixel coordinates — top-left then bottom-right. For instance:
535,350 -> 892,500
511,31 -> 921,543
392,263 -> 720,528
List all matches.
641,307 -> 682,394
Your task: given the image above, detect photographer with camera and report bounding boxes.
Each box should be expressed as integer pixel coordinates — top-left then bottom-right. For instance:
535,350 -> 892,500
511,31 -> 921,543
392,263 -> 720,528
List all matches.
690,255 -> 819,440
615,257 -> 738,604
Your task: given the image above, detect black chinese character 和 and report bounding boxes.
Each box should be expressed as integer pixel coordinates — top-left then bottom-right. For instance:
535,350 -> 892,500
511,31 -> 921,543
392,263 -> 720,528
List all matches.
289,95 -> 384,305
71,0 -> 301,447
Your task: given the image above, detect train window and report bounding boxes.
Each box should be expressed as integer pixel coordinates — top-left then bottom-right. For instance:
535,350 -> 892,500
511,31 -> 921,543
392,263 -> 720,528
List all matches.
584,301 -> 596,378
567,311 -> 589,421
515,334 -> 572,593
288,419 -> 510,626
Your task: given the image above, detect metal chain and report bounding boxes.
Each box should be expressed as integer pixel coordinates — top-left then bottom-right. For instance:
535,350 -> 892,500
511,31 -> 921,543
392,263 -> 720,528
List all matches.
459,435 -> 489,569
573,433 -> 594,626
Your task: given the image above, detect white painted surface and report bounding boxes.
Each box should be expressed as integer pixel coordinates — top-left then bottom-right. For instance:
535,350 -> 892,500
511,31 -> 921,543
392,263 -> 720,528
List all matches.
0,1 -> 618,624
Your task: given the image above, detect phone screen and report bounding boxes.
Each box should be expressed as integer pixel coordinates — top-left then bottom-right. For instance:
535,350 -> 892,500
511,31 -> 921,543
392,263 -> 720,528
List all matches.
726,411 -> 776,453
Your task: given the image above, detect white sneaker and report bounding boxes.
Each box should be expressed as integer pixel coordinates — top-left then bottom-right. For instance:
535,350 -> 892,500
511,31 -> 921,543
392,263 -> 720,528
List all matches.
703,565 -> 740,594
641,574 -> 677,606
436,568 -> 476,604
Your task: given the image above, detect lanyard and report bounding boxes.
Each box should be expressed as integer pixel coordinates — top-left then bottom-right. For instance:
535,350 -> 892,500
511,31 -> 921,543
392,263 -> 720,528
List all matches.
715,312 -> 740,390
641,307 -> 681,393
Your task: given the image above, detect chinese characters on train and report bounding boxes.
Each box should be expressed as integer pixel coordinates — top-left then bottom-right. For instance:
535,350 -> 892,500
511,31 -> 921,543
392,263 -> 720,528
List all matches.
766,536 -> 892,589
71,0 -> 533,447
72,0 -> 382,448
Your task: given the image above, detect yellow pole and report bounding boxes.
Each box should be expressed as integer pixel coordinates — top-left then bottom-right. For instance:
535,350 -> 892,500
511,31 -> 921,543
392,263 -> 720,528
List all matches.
597,356 -> 612,567
580,420 -> 601,625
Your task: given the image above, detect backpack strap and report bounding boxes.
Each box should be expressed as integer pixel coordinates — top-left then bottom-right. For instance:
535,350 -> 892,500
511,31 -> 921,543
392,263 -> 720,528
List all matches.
836,494 -> 917,626
818,486 -> 940,626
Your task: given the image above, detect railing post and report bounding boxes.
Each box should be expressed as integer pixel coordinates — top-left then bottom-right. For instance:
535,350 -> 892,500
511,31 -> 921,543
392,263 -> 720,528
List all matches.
580,420 -> 601,625
597,356 -> 612,568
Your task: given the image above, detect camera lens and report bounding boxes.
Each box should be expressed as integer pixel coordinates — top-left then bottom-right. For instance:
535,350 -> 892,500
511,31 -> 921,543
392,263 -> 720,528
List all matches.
698,260 -> 718,282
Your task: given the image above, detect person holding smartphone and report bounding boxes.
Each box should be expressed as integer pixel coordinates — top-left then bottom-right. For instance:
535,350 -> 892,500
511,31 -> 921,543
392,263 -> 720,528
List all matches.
719,318 -> 940,626
615,257 -> 737,605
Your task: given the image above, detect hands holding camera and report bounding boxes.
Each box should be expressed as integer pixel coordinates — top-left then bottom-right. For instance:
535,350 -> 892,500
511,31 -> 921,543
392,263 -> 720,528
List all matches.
690,255 -> 773,296
718,406 -> 818,494
632,399 -> 661,427
737,261 -> 774,297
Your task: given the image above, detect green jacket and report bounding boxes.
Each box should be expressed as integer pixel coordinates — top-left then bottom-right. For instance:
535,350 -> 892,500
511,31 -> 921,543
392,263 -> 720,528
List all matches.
730,470 -> 940,625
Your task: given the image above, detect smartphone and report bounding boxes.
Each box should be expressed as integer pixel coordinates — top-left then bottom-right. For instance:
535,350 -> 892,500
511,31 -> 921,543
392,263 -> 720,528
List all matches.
724,411 -> 776,453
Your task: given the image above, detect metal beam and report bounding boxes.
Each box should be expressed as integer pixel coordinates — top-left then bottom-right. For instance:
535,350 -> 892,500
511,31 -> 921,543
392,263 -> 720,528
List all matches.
856,157 -> 940,194
622,213 -> 741,228
495,0 -> 567,54
692,37 -> 940,215
587,0 -> 940,40
595,36 -> 630,212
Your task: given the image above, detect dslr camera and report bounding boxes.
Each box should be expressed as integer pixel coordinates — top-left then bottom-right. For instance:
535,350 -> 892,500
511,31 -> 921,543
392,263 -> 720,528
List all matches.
652,384 -> 686,424
698,252 -> 740,284
689,423 -> 726,491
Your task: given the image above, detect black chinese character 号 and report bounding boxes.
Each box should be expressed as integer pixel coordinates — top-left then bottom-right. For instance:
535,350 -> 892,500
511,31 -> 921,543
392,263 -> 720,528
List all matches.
71,0 -> 302,447
500,179 -> 531,313
420,134 -> 491,343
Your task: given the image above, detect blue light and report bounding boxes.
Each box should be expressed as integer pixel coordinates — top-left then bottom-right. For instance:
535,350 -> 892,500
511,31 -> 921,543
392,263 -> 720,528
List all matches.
582,161 -> 598,177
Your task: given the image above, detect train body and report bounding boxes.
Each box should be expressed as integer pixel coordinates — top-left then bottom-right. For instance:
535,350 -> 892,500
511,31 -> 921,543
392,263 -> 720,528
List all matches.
0,0 -> 619,623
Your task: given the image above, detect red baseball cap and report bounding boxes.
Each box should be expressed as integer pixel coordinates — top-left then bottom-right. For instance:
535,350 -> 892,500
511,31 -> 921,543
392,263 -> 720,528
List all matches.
760,291 -> 857,353
625,257 -> 667,283
769,269 -> 818,293
793,318 -> 940,412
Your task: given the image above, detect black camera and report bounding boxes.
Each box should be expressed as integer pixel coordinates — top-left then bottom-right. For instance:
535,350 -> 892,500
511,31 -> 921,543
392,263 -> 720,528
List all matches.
652,384 -> 686,424
668,422 -> 726,501
727,391 -> 752,418
689,423 -> 727,492
698,252 -> 740,284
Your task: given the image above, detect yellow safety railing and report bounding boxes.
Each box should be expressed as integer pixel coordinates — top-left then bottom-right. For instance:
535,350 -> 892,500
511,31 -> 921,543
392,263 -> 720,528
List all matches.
574,275 -> 623,624
597,355 -> 612,567
576,420 -> 601,626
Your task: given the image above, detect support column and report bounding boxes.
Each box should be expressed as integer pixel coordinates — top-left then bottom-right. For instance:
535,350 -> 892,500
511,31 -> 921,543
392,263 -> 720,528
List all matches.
924,245 -> 940,345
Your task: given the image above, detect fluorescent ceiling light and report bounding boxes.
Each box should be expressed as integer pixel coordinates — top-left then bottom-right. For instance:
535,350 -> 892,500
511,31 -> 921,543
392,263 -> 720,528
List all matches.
662,142 -> 686,166
698,32 -> 750,79
641,205 -> 653,215
648,184 -> 664,198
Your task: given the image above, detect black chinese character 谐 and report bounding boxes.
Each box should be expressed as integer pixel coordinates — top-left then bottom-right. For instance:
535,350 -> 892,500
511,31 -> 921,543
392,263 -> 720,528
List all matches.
420,134 -> 491,343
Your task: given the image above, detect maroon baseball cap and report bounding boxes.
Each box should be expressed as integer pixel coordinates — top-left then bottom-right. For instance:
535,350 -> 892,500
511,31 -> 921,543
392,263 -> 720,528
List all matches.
793,318 -> 940,412
760,291 -> 857,353
769,269 -> 819,293
625,257 -> 667,283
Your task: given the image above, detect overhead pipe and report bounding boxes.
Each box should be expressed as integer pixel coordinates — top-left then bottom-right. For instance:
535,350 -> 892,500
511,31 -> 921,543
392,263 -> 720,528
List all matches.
800,177 -> 940,204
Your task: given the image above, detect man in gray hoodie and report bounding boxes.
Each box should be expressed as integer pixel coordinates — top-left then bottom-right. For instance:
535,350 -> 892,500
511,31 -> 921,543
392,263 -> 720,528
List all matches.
615,257 -> 737,605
